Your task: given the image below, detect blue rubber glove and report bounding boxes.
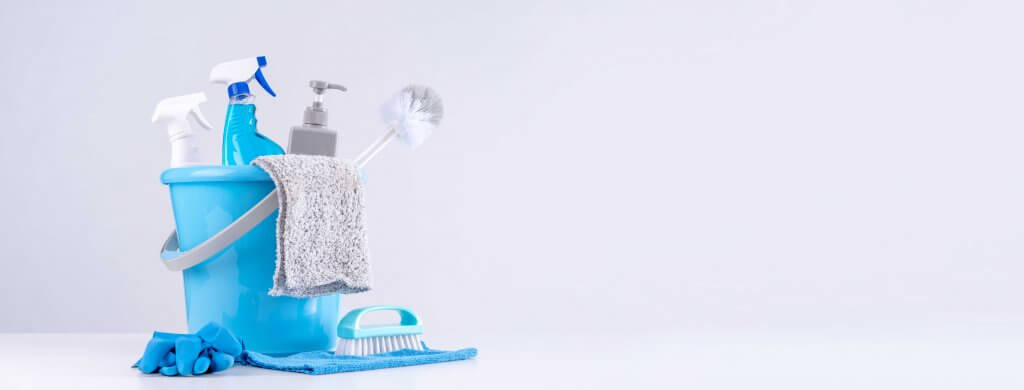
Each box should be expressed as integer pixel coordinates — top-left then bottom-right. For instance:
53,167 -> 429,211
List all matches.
194,354 -> 212,374
159,365 -> 178,376
210,351 -> 236,372
133,322 -> 244,376
196,322 -> 243,357
174,334 -> 202,376
137,333 -> 179,373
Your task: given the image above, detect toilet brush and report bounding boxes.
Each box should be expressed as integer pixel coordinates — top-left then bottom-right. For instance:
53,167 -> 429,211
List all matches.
353,85 -> 444,168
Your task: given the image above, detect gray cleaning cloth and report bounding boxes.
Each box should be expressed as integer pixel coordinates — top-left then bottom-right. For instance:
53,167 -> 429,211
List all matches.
253,155 -> 371,297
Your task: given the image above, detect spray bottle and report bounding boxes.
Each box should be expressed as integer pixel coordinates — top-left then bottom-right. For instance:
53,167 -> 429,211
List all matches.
287,80 -> 347,156
152,92 -> 214,168
209,56 -> 284,165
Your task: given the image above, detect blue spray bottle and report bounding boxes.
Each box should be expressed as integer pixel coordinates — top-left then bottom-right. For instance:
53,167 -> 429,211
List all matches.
209,56 -> 285,165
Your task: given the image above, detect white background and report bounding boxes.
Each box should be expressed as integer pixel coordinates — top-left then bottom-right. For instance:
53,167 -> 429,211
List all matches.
1,0 -> 1021,352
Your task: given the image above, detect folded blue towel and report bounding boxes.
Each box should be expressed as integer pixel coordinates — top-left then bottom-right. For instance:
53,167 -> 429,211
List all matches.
241,344 -> 478,375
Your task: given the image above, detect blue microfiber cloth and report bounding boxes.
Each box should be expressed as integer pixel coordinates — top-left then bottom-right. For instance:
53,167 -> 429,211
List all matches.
241,344 -> 478,375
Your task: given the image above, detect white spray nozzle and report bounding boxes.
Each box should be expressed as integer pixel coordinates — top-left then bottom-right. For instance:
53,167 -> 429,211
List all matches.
152,92 -> 212,135
353,85 -> 444,168
152,92 -> 213,167
209,56 -> 276,97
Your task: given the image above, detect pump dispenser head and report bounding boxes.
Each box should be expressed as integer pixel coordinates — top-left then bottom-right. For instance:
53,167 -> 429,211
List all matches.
287,80 -> 347,156
304,80 -> 347,127
209,56 -> 276,98
152,92 -> 214,168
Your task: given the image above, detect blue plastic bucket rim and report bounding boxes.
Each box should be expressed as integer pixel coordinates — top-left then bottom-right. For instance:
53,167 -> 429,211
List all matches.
162,165 -> 271,184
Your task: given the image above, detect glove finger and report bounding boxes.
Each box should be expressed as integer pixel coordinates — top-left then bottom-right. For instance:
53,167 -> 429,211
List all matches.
196,323 -> 243,358
193,356 -> 211,375
159,365 -> 179,376
209,351 -> 235,372
160,351 -> 176,367
138,337 -> 174,374
174,335 -> 202,376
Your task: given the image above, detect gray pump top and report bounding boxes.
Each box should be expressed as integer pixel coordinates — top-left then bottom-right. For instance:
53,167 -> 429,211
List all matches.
303,80 -> 347,127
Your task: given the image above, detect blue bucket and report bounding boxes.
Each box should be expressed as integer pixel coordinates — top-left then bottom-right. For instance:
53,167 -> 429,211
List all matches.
160,166 -> 340,355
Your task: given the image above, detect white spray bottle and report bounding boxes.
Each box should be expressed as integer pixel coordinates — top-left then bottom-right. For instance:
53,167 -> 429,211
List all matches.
152,92 -> 214,168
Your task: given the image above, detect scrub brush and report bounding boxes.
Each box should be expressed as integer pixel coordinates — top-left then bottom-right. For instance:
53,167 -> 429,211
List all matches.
336,306 -> 425,356
352,85 -> 444,168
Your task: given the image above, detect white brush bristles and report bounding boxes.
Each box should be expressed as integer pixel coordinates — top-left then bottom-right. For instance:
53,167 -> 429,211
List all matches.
336,334 -> 425,356
380,85 -> 444,149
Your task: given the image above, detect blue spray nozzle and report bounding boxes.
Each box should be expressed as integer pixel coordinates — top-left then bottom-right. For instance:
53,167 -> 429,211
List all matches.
210,56 -> 275,98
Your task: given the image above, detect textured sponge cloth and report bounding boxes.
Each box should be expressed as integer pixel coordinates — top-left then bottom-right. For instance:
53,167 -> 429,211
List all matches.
253,155 -> 372,297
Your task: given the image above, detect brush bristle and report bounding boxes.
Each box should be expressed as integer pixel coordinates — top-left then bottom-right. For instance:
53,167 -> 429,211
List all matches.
336,334 -> 424,356
380,85 -> 444,149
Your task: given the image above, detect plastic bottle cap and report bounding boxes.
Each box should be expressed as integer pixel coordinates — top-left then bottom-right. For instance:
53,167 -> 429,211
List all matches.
228,82 -> 250,98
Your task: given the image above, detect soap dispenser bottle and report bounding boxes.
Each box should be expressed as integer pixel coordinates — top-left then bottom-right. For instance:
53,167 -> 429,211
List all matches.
287,80 -> 347,156
209,56 -> 285,165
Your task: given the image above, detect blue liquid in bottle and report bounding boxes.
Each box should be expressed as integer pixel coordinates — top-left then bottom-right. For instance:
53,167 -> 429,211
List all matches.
222,94 -> 284,166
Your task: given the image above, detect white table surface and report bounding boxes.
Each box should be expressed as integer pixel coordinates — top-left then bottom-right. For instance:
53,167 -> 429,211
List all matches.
0,331 -> 1021,389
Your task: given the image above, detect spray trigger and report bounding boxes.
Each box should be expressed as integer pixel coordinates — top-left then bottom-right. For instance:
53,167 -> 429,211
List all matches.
190,108 -> 213,130
254,68 -> 276,97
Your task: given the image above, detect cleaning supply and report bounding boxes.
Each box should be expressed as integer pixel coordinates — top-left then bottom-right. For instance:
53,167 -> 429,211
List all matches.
353,85 -> 444,168
242,346 -> 478,375
134,323 -> 243,376
157,84 -> 442,354
287,80 -> 347,156
209,56 -> 284,165
160,165 -> 341,354
151,92 -> 214,168
251,154 -> 371,297
134,321 -> 477,376
245,305 -> 477,375
336,306 -> 424,356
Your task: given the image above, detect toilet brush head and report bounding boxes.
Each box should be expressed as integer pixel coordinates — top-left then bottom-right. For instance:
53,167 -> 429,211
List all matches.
380,85 -> 444,149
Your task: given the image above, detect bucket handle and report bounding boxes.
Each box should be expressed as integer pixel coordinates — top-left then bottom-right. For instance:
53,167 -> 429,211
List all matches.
160,190 -> 280,271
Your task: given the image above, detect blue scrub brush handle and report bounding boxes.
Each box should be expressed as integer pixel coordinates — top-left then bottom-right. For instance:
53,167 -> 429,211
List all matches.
338,306 -> 423,339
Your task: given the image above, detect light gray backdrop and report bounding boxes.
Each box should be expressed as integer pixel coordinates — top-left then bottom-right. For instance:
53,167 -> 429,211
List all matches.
0,1 -> 1020,344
